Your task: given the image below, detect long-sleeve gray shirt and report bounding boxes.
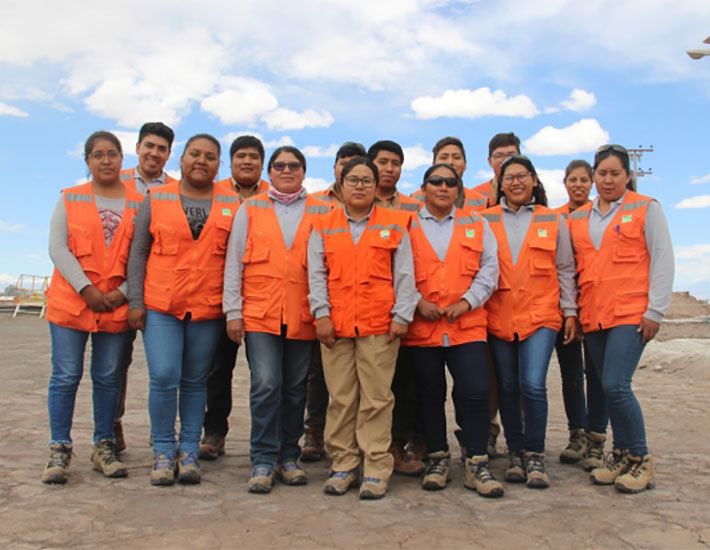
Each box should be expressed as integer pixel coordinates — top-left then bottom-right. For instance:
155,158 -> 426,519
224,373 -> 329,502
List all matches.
130,167 -> 169,195
499,198 -> 578,317
307,205 -> 419,326
584,190 -> 674,322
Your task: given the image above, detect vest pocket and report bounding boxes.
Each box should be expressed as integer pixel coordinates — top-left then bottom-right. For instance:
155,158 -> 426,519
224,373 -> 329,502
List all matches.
153,223 -> 179,255
613,290 -> 647,317
406,319 -> 436,340
68,224 -> 93,258
243,232 -> 270,263
50,294 -> 85,317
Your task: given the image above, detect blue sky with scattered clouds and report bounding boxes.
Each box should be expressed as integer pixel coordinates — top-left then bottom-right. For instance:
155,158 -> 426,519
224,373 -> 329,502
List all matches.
1,0 -> 710,297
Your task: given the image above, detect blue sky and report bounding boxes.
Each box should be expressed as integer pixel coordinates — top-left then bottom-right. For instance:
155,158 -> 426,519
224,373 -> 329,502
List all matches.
1,0 -> 710,297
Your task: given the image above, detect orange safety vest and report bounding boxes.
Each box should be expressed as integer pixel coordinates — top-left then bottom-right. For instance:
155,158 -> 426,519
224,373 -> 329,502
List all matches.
241,194 -> 332,339
483,205 -> 562,341
215,178 -> 270,203
377,191 -> 421,215
312,185 -> 343,207
472,179 -> 495,207
143,181 -> 238,321
568,191 -> 651,332
314,206 -> 411,338
46,182 -> 144,332
403,210 -> 487,346
120,168 -> 177,194
411,187 -> 487,214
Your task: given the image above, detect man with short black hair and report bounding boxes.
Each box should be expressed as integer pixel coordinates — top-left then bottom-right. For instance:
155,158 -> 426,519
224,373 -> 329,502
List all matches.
367,141 -> 420,213
215,135 -> 269,201
314,142 -> 367,205
472,132 -> 521,207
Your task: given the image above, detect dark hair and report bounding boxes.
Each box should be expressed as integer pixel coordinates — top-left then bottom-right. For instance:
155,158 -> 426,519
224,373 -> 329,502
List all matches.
421,163 -> 459,189
564,159 -> 592,182
138,122 -> 175,148
432,137 -> 466,162
229,135 -> 264,162
84,131 -> 122,161
367,140 -> 404,164
268,146 -> 306,172
335,141 -> 367,163
593,144 -> 635,191
488,132 -> 521,157
340,156 -> 379,186
496,155 -> 548,207
182,133 -> 221,157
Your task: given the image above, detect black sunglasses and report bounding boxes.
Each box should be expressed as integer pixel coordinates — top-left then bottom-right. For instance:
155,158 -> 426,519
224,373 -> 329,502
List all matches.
426,176 -> 458,188
596,144 -> 629,156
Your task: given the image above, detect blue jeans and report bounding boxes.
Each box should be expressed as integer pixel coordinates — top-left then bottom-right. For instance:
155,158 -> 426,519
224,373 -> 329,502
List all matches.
48,322 -> 134,444
489,327 -> 557,454
555,330 -> 608,434
245,329 -> 314,469
143,310 -> 223,454
584,325 -> 648,455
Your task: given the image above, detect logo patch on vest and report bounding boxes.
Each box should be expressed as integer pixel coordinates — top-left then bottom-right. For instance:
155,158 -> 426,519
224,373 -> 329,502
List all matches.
465,228 -> 475,238
621,214 -> 632,223
537,228 -> 548,238
222,208 -> 231,216
380,229 -> 390,239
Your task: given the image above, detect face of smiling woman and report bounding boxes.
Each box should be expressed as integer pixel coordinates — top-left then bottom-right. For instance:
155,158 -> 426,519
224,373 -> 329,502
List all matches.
594,155 -> 631,208
180,138 -> 220,190
86,138 -> 123,187
500,162 -> 537,211
269,152 -> 305,194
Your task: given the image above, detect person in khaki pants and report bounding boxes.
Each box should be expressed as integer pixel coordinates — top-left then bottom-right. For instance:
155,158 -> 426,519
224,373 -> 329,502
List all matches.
307,156 -> 417,500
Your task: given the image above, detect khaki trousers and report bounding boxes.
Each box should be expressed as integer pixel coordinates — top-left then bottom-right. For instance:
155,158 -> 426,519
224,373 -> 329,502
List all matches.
321,335 -> 400,481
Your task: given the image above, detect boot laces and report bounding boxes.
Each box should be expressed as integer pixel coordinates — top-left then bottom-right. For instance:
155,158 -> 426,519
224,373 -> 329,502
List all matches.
586,439 -> 604,460
567,431 -> 586,452
425,456 -> 449,477
526,454 -> 545,474
48,444 -> 72,468
473,461 -> 494,482
96,440 -> 120,465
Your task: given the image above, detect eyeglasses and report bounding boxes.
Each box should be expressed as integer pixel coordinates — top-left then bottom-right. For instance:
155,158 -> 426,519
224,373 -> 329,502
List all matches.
596,144 -> 628,156
89,150 -> 121,162
491,151 -> 517,162
271,161 -> 303,172
425,176 -> 458,188
502,172 -> 532,184
343,175 -> 376,188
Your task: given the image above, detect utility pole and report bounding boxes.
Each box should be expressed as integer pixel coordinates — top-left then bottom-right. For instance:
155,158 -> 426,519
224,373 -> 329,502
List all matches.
627,146 -> 653,190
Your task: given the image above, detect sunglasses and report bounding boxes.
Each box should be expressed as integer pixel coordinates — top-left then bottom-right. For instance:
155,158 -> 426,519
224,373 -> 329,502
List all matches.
271,161 -> 303,172
596,144 -> 629,156
426,176 -> 458,188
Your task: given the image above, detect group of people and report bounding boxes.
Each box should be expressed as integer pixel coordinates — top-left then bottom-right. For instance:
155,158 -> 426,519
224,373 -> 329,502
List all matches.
42,123 -> 674,501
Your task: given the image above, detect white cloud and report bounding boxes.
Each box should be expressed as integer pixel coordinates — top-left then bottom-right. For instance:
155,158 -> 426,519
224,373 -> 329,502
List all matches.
561,88 -> 596,112
201,80 -> 278,125
398,181 -> 417,192
0,273 -> 16,286
303,177 -> 330,193
472,169 -> 493,183
675,244 -> 710,298
261,108 -> 334,131
690,174 -> 710,184
166,169 -> 181,181
302,144 -> 339,158
0,101 -> 28,117
411,87 -> 539,120
25,253 -> 41,260
111,131 -> 139,157
0,220 -> 24,232
523,118 -> 610,156
403,145 -> 432,171
675,195 -> 710,209
537,169 -> 567,208
675,244 -> 710,260
263,136 -> 295,149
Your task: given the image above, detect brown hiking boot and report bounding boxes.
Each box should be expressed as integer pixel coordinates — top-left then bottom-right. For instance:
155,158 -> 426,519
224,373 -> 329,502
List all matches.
504,450 -> 526,483
150,452 -> 177,486
615,454 -> 655,494
406,435 -> 427,462
323,469 -> 359,495
359,477 -> 387,499
300,426 -> 325,462
524,452 -> 549,489
113,421 -> 126,453
390,441 -> 425,476
42,442 -> 73,484
177,451 -> 201,484
276,461 -> 307,485
560,429 -> 588,464
464,455 -> 504,498
247,467 -> 275,494
590,448 -> 629,485
199,433 -> 225,461
582,431 -> 606,472
91,439 -> 127,478
421,451 -> 451,491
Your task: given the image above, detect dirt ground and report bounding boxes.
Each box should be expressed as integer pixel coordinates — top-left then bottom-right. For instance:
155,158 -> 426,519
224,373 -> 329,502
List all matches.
1,295 -> 709,549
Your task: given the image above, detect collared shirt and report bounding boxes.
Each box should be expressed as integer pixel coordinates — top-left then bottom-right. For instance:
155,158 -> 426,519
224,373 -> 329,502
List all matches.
584,190 -> 674,323
321,182 -> 343,204
375,190 -> 406,210
132,167 -> 168,195
499,197 -> 577,317
307,204 -> 418,326
230,177 -> 264,200
222,189 -> 308,321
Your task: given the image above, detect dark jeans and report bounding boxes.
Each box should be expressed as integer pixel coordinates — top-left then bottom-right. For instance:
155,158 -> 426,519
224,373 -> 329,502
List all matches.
203,329 -> 240,437
305,346 -> 328,429
113,330 -> 137,422
555,330 -> 608,434
584,325 -> 648,455
411,342 -> 490,457
391,346 -> 419,444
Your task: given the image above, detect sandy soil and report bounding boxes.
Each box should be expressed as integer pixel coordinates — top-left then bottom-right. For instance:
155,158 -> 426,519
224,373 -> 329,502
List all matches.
0,307 -> 709,549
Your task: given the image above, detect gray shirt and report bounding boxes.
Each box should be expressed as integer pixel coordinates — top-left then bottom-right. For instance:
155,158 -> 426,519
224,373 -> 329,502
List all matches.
585,190 -> 674,323
130,167 -> 169,195
49,193 -> 128,296
307,205 -> 418,326
499,198 -> 578,317
222,189 -> 308,321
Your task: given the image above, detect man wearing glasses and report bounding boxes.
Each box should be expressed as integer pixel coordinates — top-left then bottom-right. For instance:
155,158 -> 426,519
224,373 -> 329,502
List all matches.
472,132 -> 521,208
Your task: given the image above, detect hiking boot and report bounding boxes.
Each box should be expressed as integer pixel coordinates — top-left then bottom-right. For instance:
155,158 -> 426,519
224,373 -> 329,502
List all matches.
41,442 -> 72,484
177,451 -> 201,484
247,467 -> 275,493
91,439 -> 127,478
300,426 -> 325,462
560,429 -> 588,464
113,421 -> 126,453
276,461 -> 307,486
199,434 -> 225,461
406,435 -> 427,462
464,455 -> 504,498
359,477 -> 387,500
590,448 -> 629,485
323,469 -> 359,495
615,454 -> 655,494
421,451 -> 451,491
524,452 -> 550,488
582,431 -> 606,472
390,441 -> 425,476
504,450 -> 526,483
150,452 -> 177,486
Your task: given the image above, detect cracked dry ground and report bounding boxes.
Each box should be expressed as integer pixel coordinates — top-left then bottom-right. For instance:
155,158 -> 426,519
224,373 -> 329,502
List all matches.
1,315 -> 709,549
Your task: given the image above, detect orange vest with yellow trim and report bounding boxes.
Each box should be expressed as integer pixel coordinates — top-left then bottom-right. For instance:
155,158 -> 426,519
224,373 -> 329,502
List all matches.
215,178 -> 270,203
315,206 -> 411,338
472,179 -> 495,207
483,205 -> 562,341
411,187 -> 487,214
143,182 -> 238,321
404,210 -> 487,346
241,194 -> 332,339
569,191 -> 651,332
120,168 -> 177,194
46,182 -> 144,332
